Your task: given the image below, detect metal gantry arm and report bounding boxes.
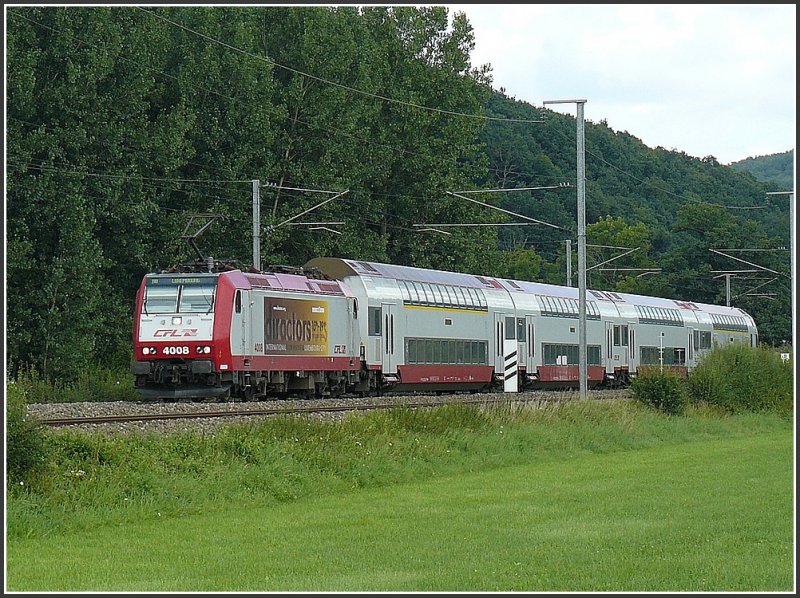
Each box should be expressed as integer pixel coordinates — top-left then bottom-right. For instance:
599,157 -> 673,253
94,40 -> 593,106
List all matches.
445,191 -> 569,232
450,183 -> 571,194
732,277 -> 779,301
413,222 -> 553,228
267,190 -> 350,233
252,185 -> 350,271
586,246 -> 640,271
709,249 -> 788,278
415,227 -> 453,235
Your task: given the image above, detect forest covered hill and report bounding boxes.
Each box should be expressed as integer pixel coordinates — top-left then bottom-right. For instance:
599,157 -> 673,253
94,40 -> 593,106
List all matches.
730,150 -> 794,190
6,6 -> 793,382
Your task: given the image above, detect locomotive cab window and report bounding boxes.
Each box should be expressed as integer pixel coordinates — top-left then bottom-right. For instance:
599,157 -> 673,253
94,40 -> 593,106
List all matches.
144,286 -> 179,314
235,290 -> 242,314
179,284 -> 216,313
144,277 -> 218,315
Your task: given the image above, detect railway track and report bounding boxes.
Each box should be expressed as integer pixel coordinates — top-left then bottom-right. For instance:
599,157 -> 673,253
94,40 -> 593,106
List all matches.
35,391 -> 628,428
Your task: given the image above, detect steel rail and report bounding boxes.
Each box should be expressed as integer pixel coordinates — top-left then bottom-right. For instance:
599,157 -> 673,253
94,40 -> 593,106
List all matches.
35,393 -> 599,427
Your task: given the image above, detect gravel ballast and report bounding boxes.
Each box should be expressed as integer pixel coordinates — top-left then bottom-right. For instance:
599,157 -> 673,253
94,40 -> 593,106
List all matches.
27,389 -> 632,436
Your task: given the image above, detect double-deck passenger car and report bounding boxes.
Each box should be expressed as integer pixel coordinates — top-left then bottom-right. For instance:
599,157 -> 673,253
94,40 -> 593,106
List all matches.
306,258 -> 758,392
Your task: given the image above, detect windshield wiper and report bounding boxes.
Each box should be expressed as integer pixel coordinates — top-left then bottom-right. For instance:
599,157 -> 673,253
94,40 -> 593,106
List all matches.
206,289 -> 216,315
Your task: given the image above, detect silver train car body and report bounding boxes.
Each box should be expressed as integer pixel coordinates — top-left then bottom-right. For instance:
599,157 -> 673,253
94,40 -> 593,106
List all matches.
306,257 -> 758,392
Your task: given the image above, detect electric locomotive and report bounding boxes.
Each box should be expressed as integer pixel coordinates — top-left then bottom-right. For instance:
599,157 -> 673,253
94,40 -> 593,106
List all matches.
131,261 -> 365,400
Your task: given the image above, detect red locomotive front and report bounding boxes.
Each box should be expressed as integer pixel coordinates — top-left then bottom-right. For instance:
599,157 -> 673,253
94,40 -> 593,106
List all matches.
132,272 -> 232,399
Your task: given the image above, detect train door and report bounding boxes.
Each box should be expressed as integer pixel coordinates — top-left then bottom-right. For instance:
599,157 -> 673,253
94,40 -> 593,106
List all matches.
516,317 -> 527,372
627,322 -> 637,372
234,290 -> 246,354
241,291 -> 253,367
494,312 -> 518,392
380,303 -> 396,373
605,321 -> 614,375
524,315 -> 536,373
608,322 -> 628,376
348,298 -> 358,359
687,326 -> 695,368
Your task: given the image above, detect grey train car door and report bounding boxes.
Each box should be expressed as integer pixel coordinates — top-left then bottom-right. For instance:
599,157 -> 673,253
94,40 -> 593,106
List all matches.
381,302 -> 396,373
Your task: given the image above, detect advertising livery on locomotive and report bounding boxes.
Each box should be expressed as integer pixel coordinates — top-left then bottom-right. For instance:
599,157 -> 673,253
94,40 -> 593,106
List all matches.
131,257 -> 758,400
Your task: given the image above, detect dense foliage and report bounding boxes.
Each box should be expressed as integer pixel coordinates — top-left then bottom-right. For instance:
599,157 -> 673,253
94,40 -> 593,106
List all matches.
685,344 -> 793,416
6,6 -> 498,380
631,344 -> 793,417
631,368 -> 688,415
6,378 -> 47,482
6,6 -> 793,383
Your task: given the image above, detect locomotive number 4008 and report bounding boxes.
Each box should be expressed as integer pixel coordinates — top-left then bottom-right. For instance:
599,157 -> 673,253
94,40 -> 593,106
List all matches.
163,346 -> 190,355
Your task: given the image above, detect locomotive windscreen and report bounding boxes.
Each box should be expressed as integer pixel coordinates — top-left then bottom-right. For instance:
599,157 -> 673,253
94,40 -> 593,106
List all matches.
143,275 -> 218,314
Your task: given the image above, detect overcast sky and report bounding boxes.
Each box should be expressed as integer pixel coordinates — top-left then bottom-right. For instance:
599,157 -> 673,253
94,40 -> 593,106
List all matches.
448,4 -> 796,166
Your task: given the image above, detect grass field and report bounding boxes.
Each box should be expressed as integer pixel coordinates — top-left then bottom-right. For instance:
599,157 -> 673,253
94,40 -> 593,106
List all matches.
5,405 -> 794,592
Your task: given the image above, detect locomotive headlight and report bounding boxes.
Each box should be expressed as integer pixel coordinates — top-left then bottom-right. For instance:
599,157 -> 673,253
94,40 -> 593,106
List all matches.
204,346 -> 211,354
142,347 -> 150,355
172,316 -> 182,325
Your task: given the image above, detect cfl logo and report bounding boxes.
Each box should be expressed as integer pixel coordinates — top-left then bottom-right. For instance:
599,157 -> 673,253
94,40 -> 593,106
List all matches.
154,329 -> 198,337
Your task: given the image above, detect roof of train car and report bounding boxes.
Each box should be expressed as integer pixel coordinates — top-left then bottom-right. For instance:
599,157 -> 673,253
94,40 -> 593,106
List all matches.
305,257 -> 494,289
495,277 -> 750,316
306,257 -> 752,318
223,269 -> 352,296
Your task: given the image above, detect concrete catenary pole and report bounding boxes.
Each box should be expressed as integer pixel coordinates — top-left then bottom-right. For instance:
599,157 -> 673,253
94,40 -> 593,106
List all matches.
543,99 -> 588,400
576,101 -> 587,401
252,179 -> 261,272
566,239 -> 572,287
725,273 -> 731,307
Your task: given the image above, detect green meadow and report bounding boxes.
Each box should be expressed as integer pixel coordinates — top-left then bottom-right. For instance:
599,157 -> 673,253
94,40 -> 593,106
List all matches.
5,400 -> 794,592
